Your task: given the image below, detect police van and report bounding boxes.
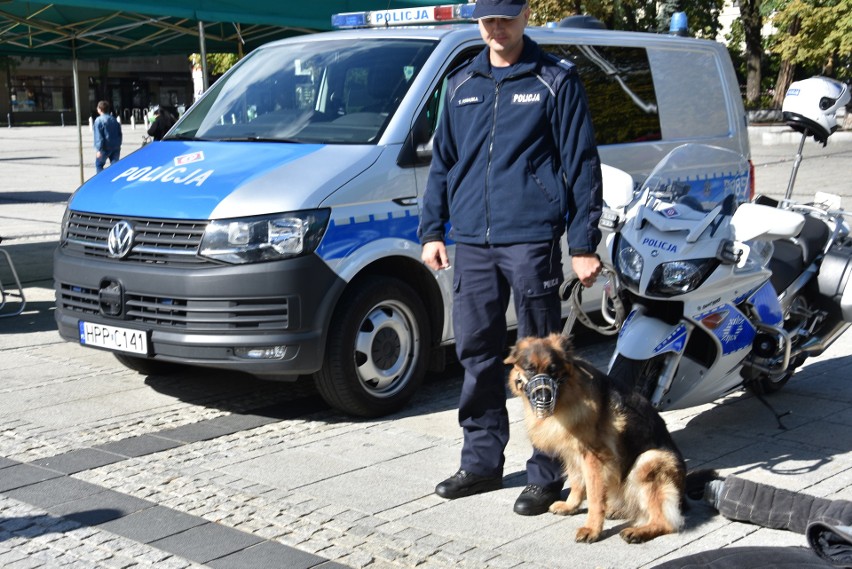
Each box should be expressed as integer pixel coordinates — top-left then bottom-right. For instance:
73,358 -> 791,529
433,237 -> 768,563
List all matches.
54,4 -> 751,417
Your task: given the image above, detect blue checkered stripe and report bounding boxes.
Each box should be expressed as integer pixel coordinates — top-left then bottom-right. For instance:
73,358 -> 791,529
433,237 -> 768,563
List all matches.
317,206 -> 420,260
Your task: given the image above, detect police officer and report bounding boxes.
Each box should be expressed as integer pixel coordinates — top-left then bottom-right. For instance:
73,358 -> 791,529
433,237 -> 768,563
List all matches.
418,0 -> 603,515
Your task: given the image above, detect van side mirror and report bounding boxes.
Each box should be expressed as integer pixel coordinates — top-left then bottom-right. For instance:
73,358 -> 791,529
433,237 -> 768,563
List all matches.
416,137 -> 433,160
398,111 -> 433,167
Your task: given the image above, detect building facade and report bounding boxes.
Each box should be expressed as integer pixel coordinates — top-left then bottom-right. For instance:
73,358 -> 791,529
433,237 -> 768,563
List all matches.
1,54 -> 193,126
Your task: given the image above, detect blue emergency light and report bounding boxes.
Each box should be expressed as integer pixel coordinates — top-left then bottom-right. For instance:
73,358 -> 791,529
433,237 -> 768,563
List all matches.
331,3 -> 476,28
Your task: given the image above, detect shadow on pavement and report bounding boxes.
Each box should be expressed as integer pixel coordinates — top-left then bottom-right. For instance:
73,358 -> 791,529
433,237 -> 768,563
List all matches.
672,354 -> 852,479
142,365 -> 330,418
0,300 -> 56,333
0,510 -> 123,543
0,190 -> 71,203
0,241 -> 57,284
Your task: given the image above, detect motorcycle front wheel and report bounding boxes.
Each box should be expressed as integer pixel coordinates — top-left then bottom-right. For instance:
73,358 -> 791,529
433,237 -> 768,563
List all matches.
751,361 -> 800,394
609,354 -> 668,401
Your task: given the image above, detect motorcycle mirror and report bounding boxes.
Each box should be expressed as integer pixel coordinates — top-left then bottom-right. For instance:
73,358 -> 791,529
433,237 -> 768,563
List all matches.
602,164 -> 635,210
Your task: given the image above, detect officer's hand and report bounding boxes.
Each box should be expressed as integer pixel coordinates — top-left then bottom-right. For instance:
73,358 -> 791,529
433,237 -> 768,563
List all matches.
572,253 -> 602,288
422,241 -> 450,271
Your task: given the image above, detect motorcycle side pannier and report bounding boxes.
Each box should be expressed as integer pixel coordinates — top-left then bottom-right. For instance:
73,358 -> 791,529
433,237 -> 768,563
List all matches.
818,241 -> 852,321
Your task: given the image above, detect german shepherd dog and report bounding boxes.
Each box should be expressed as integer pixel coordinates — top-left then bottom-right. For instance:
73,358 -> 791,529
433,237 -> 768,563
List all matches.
506,333 -> 687,544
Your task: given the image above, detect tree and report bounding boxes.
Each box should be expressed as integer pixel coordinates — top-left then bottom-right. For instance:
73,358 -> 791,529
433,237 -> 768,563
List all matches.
765,0 -> 851,108
528,0 -> 580,24
772,0 -> 852,78
189,53 -> 240,78
739,0 -> 764,105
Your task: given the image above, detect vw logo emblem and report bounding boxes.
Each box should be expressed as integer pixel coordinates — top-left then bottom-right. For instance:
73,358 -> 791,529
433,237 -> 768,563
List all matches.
107,220 -> 135,258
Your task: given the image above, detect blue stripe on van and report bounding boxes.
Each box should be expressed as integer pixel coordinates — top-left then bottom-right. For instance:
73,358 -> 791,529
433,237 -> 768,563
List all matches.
317,210 -> 420,260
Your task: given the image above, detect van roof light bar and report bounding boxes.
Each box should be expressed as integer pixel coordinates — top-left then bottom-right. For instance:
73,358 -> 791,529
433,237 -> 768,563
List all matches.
331,3 -> 476,29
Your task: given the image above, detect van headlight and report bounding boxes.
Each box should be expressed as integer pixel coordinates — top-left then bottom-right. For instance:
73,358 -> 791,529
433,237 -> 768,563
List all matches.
60,208 -> 71,244
199,209 -> 330,264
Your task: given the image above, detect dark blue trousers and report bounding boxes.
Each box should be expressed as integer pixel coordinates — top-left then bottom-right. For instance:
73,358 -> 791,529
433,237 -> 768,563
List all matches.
452,241 -> 565,489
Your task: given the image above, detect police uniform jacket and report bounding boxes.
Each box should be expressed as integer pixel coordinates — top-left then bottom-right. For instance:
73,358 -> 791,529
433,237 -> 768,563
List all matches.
418,35 -> 603,255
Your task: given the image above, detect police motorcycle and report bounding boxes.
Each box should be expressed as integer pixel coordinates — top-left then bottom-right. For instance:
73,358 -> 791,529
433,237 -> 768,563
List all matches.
600,76 -> 852,417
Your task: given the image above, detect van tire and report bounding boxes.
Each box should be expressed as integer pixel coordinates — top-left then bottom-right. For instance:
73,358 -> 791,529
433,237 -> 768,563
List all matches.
114,354 -> 183,376
314,276 -> 429,418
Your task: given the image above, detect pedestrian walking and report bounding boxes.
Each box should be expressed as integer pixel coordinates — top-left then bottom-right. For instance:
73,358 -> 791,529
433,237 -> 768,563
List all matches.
418,0 -> 604,516
93,100 -> 122,173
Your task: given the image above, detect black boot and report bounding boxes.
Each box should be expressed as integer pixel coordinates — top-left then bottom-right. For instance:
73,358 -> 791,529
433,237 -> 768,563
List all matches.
435,469 -> 503,499
513,484 -> 561,516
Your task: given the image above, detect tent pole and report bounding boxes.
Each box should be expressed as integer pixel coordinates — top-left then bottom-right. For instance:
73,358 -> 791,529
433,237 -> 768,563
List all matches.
197,21 -> 209,92
72,40 -> 84,186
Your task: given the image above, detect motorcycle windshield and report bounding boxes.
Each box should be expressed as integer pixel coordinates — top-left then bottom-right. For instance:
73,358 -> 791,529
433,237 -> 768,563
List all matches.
640,144 -> 751,213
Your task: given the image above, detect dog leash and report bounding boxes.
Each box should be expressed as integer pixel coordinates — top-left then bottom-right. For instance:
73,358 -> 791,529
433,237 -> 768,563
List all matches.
560,265 -> 625,337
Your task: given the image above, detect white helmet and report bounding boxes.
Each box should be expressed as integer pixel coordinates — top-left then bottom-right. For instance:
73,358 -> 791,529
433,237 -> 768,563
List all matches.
782,76 -> 850,144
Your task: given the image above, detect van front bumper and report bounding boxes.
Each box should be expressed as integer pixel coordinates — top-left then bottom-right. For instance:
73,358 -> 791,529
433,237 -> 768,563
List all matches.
53,248 -> 346,378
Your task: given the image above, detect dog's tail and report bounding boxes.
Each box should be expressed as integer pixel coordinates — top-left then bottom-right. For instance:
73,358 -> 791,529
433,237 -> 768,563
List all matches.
682,469 -> 722,510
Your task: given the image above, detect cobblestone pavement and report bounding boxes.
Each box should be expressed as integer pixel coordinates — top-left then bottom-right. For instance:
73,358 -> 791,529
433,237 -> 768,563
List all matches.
0,125 -> 850,568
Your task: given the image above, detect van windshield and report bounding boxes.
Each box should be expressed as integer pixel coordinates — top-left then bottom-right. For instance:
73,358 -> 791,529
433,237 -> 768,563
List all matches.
169,39 -> 436,144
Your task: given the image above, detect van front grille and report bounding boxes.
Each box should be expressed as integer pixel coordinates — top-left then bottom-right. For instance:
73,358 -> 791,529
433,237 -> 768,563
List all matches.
58,283 -> 290,331
64,212 -> 210,266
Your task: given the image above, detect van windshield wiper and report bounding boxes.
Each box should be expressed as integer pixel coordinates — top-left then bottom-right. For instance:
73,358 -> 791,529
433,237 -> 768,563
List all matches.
166,134 -> 210,141
212,136 -> 305,143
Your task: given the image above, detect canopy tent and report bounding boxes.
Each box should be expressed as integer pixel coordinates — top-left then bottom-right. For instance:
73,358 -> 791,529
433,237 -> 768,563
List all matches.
0,0 -> 449,182
0,1 -> 451,58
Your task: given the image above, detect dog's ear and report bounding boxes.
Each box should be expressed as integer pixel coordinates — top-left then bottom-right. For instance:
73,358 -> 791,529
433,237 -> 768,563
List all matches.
549,333 -> 574,358
504,344 -> 518,365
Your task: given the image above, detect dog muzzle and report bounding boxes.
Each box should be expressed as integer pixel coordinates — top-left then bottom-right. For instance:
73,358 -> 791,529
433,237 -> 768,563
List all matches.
524,373 -> 559,418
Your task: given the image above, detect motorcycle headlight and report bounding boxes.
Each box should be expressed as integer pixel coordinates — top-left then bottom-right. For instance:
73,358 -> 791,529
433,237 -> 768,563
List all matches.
647,258 -> 718,297
615,237 -> 643,290
200,209 -> 330,264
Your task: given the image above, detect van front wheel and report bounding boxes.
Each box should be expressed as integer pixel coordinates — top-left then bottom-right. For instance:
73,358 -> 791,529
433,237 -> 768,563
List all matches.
314,277 -> 429,418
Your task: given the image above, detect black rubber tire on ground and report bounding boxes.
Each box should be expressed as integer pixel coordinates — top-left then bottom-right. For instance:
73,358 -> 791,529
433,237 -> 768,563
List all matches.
608,354 -> 666,400
752,370 -> 793,394
114,353 -> 184,376
314,276 -> 430,418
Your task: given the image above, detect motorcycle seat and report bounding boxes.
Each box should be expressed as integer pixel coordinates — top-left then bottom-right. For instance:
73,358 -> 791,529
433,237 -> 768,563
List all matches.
769,215 -> 830,293
794,215 -> 830,266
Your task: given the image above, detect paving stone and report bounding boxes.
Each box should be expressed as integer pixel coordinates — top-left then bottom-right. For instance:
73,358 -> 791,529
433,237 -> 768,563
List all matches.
97,505 -> 207,543
48,489 -> 155,526
207,540 -> 328,569
149,522 -> 264,564
5,477 -> 105,509
31,448 -> 125,474
0,456 -> 19,469
0,464 -> 63,492
95,434 -> 184,458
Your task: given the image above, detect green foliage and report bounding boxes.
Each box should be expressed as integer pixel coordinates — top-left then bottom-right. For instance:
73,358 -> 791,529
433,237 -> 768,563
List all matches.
771,0 -> 852,81
189,53 -> 240,76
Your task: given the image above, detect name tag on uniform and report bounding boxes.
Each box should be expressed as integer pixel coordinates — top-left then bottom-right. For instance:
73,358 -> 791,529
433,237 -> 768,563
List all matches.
456,95 -> 482,107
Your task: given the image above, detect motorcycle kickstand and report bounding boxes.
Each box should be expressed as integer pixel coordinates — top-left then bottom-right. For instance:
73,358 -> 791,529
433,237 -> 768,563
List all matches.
749,385 -> 792,430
